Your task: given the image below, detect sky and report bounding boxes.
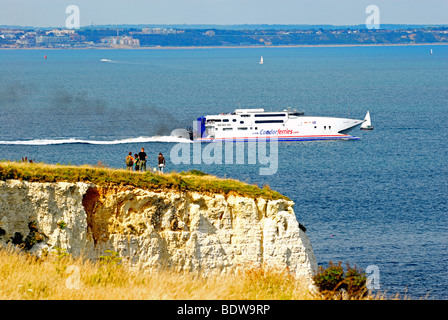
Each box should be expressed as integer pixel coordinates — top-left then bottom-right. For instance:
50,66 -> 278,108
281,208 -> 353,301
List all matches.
0,0 -> 447,27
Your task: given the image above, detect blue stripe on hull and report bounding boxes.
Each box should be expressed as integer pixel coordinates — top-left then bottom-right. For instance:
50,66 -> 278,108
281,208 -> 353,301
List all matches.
196,136 -> 360,142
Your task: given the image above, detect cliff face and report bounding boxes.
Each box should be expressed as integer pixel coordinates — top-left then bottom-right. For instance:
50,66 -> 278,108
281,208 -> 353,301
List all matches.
0,179 -> 317,282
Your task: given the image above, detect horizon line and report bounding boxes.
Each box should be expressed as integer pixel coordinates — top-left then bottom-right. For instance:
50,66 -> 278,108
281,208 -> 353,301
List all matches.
2,23 -> 448,30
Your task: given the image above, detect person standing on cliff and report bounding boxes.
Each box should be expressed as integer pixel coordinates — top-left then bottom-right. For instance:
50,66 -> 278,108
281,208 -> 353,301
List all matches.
134,153 -> 140,171
125,152 -> 134,171
138,147 -> 147,172
157,153 -> 166,173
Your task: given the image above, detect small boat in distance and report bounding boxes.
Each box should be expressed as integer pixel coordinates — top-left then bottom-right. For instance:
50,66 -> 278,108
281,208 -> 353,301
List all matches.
430,49 -> 433,55
100,59 -> 112,62
259,56 -> 263,64
360,111 -> 374,130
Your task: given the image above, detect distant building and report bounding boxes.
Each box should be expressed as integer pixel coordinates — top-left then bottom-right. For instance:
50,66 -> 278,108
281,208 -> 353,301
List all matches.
0,34 -> 16,39
15,32 -> 37,46
104,36 -> 140,47
15,39 -> 33,45
45,29 -> 75,36
35,35 -> 70,44
141,27 -> 177,35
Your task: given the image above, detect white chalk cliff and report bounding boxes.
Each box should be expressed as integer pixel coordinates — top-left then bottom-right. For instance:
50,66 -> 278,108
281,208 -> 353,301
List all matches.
0,180 -> 317,283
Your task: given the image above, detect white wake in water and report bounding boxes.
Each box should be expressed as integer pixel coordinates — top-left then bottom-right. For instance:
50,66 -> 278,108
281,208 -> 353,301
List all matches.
0,136 -> 193,145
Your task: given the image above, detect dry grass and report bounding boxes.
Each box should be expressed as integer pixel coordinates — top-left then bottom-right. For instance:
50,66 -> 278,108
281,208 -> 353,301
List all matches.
0,245 -> 313,300
0,161 -> 288,200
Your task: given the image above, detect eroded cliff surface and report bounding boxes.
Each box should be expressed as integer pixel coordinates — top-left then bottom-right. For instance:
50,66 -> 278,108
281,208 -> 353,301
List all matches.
0,179 -> 317,283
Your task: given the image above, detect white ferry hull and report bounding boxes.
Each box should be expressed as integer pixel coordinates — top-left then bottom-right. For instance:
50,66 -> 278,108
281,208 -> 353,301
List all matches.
193,109 -> 365,142
197,135 -> 360,142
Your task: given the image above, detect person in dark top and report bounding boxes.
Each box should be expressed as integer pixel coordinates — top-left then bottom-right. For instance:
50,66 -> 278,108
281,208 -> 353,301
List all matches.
157,153 -> 166,173
138,147 -> 147,172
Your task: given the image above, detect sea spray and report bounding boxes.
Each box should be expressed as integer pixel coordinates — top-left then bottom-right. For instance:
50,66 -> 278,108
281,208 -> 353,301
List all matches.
0,136 -> 193,146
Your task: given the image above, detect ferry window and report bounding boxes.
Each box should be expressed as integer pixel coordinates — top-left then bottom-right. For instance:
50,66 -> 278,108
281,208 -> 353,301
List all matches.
238,127 -> 248,130
255,120 -> 284,124
255,127 -> 258,130
241,114 -> 250,117
329,126 -> 331,130
223,119 -> 229,122
240,121 -> 244,124
324,126 -> 326,130
233,119 -> 237,122
223,128 -> 233,131
314,126 -> 317,129
254,113 -> 285,117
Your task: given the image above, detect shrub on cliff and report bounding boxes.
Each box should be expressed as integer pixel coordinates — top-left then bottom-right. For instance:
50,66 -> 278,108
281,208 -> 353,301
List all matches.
313,261 -> 367,299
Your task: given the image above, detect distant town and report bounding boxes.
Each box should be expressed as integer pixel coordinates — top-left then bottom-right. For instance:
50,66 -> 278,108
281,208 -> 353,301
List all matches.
1,25 -> 447,48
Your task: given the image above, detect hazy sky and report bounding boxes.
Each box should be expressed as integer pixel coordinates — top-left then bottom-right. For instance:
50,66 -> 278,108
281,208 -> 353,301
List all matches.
1,0 -> 447,27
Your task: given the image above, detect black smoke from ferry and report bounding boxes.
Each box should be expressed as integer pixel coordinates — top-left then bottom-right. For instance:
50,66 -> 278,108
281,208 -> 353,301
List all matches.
0,82 -> 183,138
48,89 -> 184,136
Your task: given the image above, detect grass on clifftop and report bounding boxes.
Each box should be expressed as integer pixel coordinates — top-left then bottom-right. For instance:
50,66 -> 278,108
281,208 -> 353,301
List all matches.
0,245 -> 310,300
0,246 -> 391,300
0,161 -> 288,200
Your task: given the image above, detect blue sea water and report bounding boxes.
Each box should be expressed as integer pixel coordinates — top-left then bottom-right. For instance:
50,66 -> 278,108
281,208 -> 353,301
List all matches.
1,45 -> 447,299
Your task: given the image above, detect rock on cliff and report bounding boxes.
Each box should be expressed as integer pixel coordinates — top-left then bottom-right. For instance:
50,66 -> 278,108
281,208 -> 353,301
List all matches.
0,179 -> 317,283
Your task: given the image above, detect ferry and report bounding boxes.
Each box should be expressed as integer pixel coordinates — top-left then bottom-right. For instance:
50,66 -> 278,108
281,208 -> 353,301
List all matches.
191,108 -> 369,142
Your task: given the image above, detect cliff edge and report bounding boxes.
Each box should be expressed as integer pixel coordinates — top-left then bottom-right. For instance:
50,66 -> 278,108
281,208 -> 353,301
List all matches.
0,164 -> 317,285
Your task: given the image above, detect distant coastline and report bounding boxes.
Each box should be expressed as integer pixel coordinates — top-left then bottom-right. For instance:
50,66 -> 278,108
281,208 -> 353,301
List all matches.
1,42 -> 447,50
2,25 -> 447,50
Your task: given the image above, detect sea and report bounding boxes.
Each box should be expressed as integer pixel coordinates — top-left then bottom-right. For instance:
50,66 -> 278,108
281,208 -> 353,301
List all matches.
0,45 -> 447,299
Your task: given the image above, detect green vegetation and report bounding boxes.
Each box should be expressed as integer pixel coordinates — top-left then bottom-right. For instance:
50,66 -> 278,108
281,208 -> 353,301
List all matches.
0,161 -> 288,200
57,221 -> 67,230
313,261 -> 368,299
99,250 -> 122,267
5,221 -> 47,250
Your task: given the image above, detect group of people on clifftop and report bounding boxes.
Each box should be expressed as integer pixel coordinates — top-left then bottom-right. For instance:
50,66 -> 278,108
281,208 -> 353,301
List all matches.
125,147 -> 166,173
